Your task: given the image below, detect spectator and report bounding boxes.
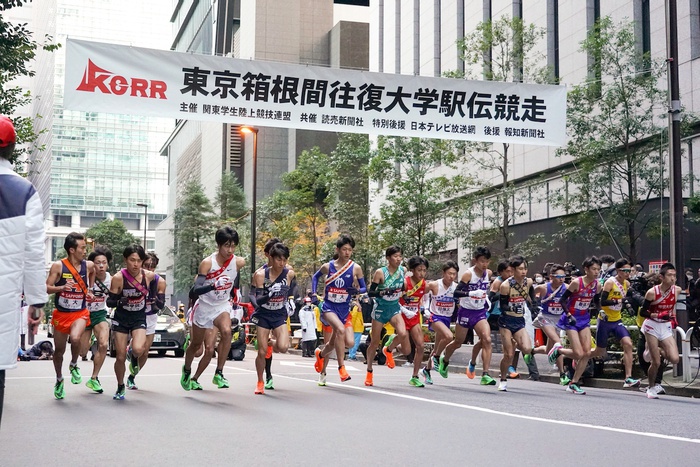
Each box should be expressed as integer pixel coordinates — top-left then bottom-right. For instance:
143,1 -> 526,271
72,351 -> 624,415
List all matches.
0,115 -> 48,427
359,327 -> 387,366
359,294 -> 373,324
20,341 -> 54,361
27,305 -> 43,347
298,298 -> 317,357
228,319 -> 246,361
348,299 -> 364,360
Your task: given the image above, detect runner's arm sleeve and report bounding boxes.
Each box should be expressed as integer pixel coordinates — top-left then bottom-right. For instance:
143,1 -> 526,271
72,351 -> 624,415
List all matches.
368,282 -> 380,297
191,274 -> 215,297
311,269 -> 323,295
599,291 -> 618,307
529,285 -> 536,304
155,293 -> 166,310
357,277 -> 367,294
107,292 -> 122,308
255,287 -> 271,306
249,291 -> 259,309
639,299 -> 653,318
288,278 -> 298,298
499,293 -> 510,312
559,288 -> 573,307
453,281 -> 470,298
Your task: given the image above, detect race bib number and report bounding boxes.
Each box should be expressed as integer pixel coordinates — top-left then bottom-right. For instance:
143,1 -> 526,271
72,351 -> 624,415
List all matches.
574,298 -> 592,311
546,302 -> 564,315
86,294 -> 106,312
327,286 -> 348,304
434,298 -> 454,316
264,296 -> 285,311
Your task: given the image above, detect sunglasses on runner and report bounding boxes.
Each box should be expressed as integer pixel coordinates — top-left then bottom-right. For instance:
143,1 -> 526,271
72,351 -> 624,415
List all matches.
553,274 -> 566,279
619,268 -> 632,273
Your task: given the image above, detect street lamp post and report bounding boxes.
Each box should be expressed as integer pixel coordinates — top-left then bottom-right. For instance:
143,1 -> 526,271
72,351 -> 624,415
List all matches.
240,126 -> 259,277
136,203 -> 148,249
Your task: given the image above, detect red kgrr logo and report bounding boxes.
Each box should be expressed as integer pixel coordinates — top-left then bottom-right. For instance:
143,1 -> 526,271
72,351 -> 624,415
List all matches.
77,59 -> 167,99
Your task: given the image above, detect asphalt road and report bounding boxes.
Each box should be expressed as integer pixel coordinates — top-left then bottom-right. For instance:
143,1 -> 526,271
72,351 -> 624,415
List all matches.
2,351 -> 700,466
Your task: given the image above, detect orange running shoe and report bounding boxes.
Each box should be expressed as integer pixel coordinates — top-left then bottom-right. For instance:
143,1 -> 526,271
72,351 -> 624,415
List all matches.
265,345 -> 273,359
364,371 -> 373,386
466,361 -> 476,379
339,366 -> 351,382
383,346 -> 395,369
255,381 -> 265,395
314,348 -> 324,373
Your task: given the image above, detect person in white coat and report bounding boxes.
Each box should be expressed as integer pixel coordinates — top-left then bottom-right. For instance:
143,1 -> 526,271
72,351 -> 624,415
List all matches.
0,116 -> 48,426
299,297 -> 318,357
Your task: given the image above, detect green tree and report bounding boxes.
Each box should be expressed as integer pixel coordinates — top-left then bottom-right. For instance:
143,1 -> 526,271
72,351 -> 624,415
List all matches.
215,171 -> 248,221
326,133 -> 382,277
171,180 -> 215,294
448,16 -> 553,258
369,136 -> 475,257
0,0 -> 59,169
85,219 -> 138,272
555,17 -> 690,263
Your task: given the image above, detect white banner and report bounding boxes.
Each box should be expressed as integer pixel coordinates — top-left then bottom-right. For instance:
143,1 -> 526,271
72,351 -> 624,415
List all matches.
64,38 -> 567,146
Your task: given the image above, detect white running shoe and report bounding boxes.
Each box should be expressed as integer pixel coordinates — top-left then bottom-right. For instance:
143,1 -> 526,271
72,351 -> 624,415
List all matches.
318,373 -> 327,387
498,381 -> 507,392
646,387 -> 658,399
654,384 -> 665,395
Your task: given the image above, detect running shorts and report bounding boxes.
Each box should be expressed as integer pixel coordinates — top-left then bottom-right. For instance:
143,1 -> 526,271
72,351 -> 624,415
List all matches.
595,318 -> 630,347
250,310 -> 287,330
193,306 -> 230,330
52,309 -> 90,334
401,311 -> 420,331
641,319 -> 673,341
146,313 -> 158,335
111,310 -> 146,334
558,313 -> 590,332
86,310 -> 108,330
455,307 -> 487,330
428,314 -> 451,332
498,314 -> 526,334
532,312 -> 561,329
322,311 -> 352,333
371,305 -> 400,325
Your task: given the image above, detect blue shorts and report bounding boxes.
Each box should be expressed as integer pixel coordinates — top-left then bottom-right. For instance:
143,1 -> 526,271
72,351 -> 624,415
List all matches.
595,318 -> 630,347
320,304 -> 350,327
498,314 -> 526,334
455,307 -> 487,330
558,313 -> 590,332
250,310 -> 286,330
428,314 -> 451,331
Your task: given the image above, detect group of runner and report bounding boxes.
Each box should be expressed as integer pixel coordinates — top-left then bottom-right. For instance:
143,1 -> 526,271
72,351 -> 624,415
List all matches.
45,229 -> 680,401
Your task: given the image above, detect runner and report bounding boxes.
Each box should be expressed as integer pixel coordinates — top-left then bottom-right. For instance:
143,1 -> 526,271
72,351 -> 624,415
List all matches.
107,244 -> 154,400
180,227 -> 244,391
590,258 -> 640,389
127,252 -> 167,390
488,260 -> 518,378
399,256 -> 429,387
497,256 -> 535,392
639,263 -> 681,399
548,256 -> 602,396
82,247 -> 112,394
440,247 -> 496,385
45,232 -> 96,399
250,243 -> 295,394
312,235 -> 366,386
365,246 -> 410,387
422,261 -> 459,384
533,264 -> 568,385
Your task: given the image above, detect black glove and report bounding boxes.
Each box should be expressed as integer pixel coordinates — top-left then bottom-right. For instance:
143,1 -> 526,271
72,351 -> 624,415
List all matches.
119,296 -> 130,306
309,293 -> 319,305
347,286 -> 359,296
566,314 -> 577,327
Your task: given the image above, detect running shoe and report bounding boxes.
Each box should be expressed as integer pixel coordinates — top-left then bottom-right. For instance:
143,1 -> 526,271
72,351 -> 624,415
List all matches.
523,353 -> 533,365
507,366 -> 519,379
567,383 -> 586,395
547,343 -> 562,366
339,366 -> 351,382
190,379 -> 203,390
255,381 -> 265,394
183,334 -> 190,352
466,361 -> 476,379
54,379 -> 65,400
383,346 -> 395,369
385,333 -> 396,349
364,371 -> 373,386
480,374 -> 497,385
265,345 -> 273,359
314,348 -> 324,373
498,381 -> 507,392
559,373 -> 571,386
438,355 -> 449,378
85,377 -> 103,394
113,385 -> 125,400
69,364 -> 82,384
265,377 -> 274,390
654,384 -> 666,395
409,377 -> 425,388
422,368 -> 433,385
646,386 -> 658,399
180,365 -> 191,391
129,359 -> 139,377
213,372 -> 230,389
126,374 -> 138,390
318,373 -> 327,387
623,377 -> 641,388
431,355 -> 439,371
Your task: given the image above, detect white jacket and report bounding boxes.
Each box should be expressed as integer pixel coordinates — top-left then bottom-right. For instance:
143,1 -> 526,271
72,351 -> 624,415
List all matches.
299,305 -> 317,342
0,158 -> 48,370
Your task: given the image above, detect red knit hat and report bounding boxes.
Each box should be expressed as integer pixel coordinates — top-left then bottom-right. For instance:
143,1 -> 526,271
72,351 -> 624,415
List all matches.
0,116 -> 17,148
